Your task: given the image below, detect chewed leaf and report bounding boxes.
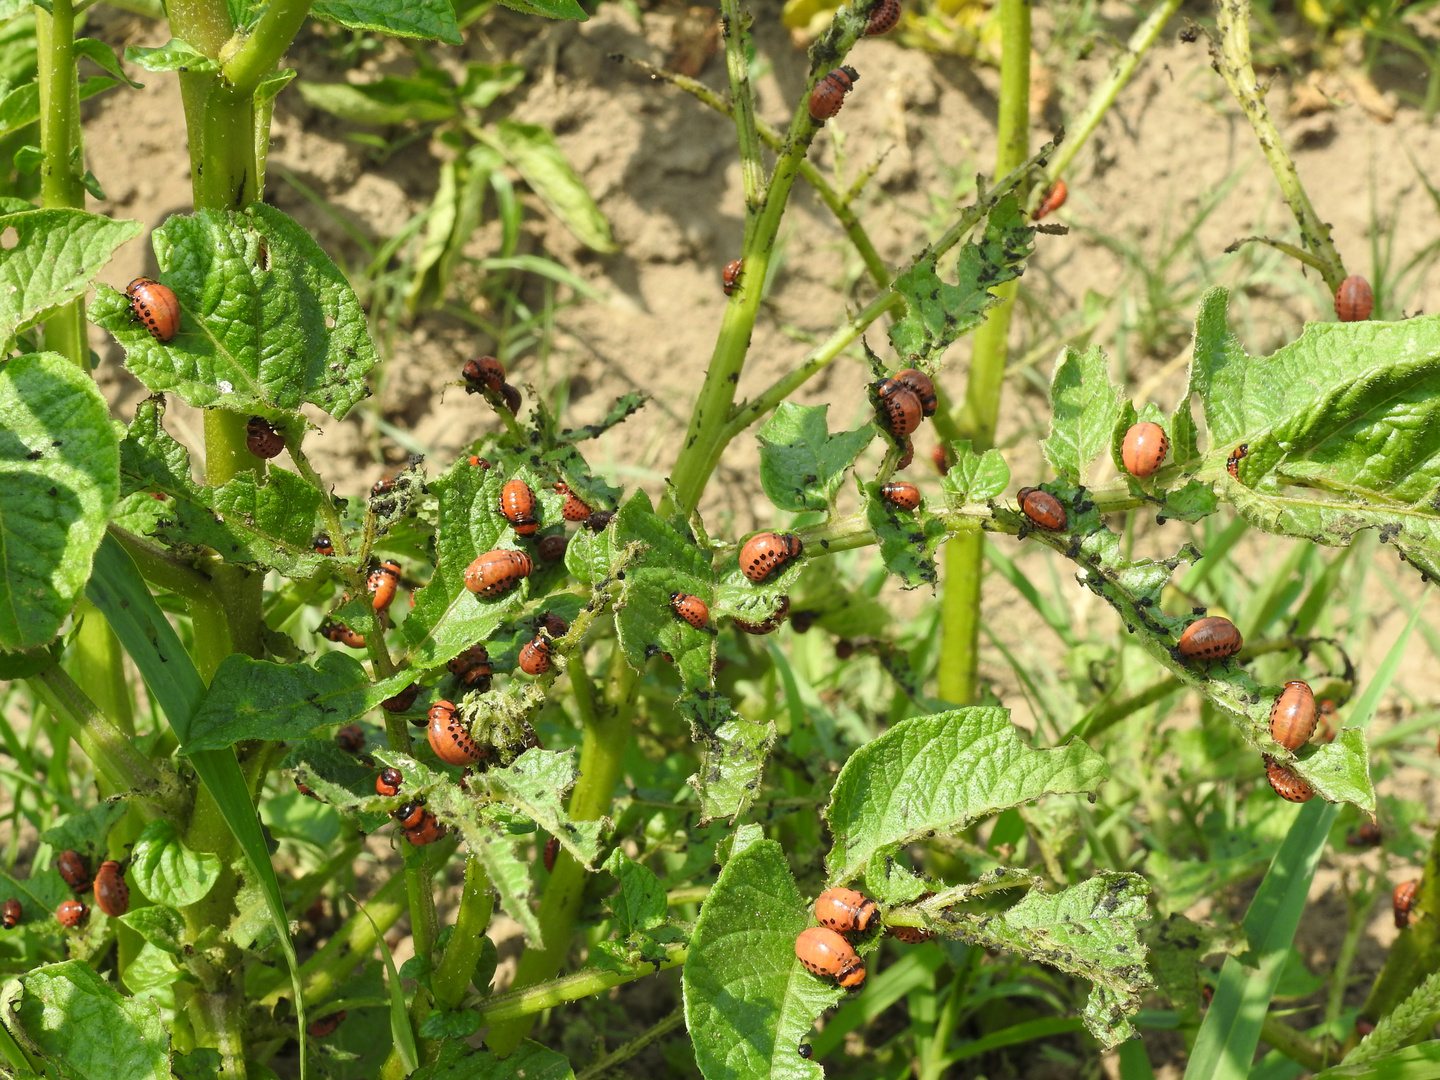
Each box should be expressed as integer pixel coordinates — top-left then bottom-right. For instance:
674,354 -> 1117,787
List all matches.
936,871 -> 1153,1047
688,718 -> 777,824
0,354 -> 119,650
90,205 -> 379,419
889,195 -> 1033,366
938,439 -> 1009,502
182,652 -> 371,752
1043,344 -> 1124,485
757,403 -> 875,512
683,838 -> 829,1080
862,480 -> 944,589
825,707 -> 1109,885
485,748 -> 603,867
402,457 -> 565,669
119,397 -> 325,576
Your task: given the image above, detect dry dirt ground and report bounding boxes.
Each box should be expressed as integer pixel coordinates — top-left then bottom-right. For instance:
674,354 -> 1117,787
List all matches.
65,0 -> 1440,1070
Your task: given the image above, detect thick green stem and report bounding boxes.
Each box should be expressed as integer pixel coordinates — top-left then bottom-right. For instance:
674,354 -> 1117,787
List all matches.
475,946 -> 686,1028
484,649 -> 637,1056
938,0 -> 1029,705
219,0 -> 312,96
35,0 -> 87,368
1209,0 -> 1346,288
188,974 -> 248,1080
70,602 -> 134,736
27,662 -> 165,797
1259,1015 -> 1328,1072
431,855 -> 495,1011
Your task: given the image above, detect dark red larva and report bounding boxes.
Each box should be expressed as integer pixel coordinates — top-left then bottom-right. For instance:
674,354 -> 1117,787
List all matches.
1121,422 -> 1169,478
670,592 -> 710,629
1269,680 -> 1317,750
56,899 -> 88,928
246,416 -> 285,459
896,438 -> 914,471
865,0 -> 900,34
1394,880 -> 1419,928
739,532 -> 803,583
834,639 -> 855,659
464,549 -> 533,597
499,480 -> 540,536
795,926 -> 865,988
57,850 -> 90,892
1335,276 -> 1374,322
313,533 -> 335,556
393,800 -> 427,831
1035,179 -> 1067,219
126,277 -> 180,342
586,510 -> 614,532
368,560 -> 401,612
1356,1018 -> 1376,1038
1264,756 -> 1314,802
814,887 -> 877,933
1177,616 -> 1243,661
320,621 -> 366,649
371,477 -> 395,499
518,636 -> 553,676
295,778 -> 319,799
462,355 -> 506,393
381,681 -> 419,713
428,700 -> 486,766
540,612 -> 569,638
889,924 -> 934,944
893,369 -> 936,417
335,724 -> 365,753
1226,443 -> 1248,480
469,455 -> 492,469
448,644 -> 493,691
93,860 -> 129,918
931,444 -> 950,475
1017,487 -> 1067,531
405,811 -> 446,846
722,259 -> 744,296
555,482 -> 593,522
880,481 -> 921,511
500,384 -> 522,414
543,835 -> 560,873
1,898 -> 18,929
875,379 -> 923,438
1347,821 -> 1381,847
809,66 -> 860,123
375,767 -> 403,797
734,595 -> 790,634
538,534 -> 568,562
307,1011 -> 346,1038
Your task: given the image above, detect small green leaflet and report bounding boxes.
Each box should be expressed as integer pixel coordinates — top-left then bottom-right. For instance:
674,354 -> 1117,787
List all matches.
1043,344 -> 1123,485
756,402 -> 874,512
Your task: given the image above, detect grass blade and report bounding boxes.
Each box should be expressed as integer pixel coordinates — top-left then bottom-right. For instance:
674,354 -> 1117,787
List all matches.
86,533 -> 308,1074
353,897 -> 421,1071
1183,598 -> 1422,1080
1317,1041 -> 1440,1080
809,945 -> 947,1057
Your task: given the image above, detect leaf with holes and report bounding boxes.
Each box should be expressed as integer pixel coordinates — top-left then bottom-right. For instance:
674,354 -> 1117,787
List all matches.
862,480 -> 945,589
888,195 -> 1033,366
484,748 -> 603,867
1044,344 -> 1124,485
757,403 -> 875,512
688,719 -> 777,824
939,439 -> 1009,502
1189,287 -> 1440,578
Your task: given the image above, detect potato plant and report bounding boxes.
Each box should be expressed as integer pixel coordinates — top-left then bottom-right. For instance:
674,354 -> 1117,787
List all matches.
0,0 -> 1435,1073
